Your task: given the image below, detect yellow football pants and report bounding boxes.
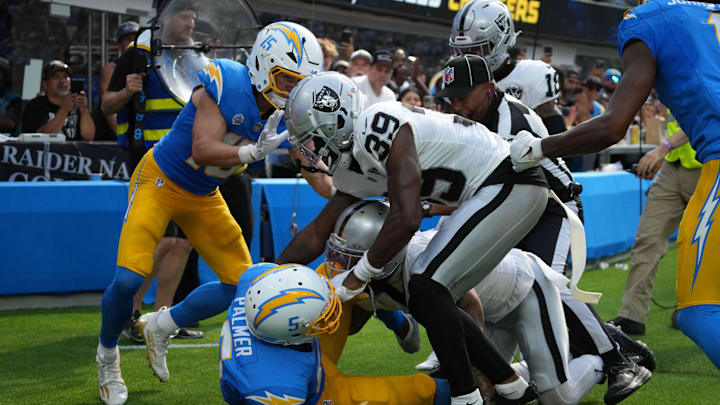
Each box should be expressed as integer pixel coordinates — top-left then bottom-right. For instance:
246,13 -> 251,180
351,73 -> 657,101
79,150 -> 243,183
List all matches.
677,159 -> 720,308
317,303 -> 438,405
116,149 -> 252,284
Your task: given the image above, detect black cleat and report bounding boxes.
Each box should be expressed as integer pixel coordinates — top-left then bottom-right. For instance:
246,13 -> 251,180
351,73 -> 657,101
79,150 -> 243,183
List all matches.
121,310 -> 144,344
605,322 -> 656,372
604,361 -> 652,404
495,385 -> 538,405
173,327 -> 204,339
608,316 -> 645,336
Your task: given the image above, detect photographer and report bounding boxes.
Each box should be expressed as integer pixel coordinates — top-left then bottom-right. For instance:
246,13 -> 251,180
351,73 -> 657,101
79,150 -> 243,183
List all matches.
22,60 -> 95,140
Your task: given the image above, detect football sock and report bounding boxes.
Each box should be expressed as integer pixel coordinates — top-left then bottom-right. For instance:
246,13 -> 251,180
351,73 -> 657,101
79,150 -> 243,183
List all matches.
169,281 -> 235,327
495,377 -> 529,400
376,309 -> 406,334
450,388 -> 483,405
157,307 -> 180,335
433,378 -> 451,405
99,266 -> 145,348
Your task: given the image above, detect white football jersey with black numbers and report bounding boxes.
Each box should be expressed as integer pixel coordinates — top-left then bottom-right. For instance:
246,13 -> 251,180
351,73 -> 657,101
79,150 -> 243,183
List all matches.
349,101 -> 509,205
497,59 -> 559,110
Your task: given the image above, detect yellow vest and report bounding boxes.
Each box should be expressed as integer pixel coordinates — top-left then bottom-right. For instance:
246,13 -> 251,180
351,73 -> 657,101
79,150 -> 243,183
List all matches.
665,110 -> 702,169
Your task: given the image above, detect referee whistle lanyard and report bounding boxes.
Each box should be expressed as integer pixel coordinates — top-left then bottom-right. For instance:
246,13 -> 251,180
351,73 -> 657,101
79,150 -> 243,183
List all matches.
547,190 -> 602,304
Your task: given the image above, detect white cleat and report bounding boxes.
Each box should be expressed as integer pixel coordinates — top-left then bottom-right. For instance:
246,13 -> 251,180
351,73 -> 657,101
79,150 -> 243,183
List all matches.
415,350 -> 440,372
138,307 -> 175,382
96,344 -> 128,405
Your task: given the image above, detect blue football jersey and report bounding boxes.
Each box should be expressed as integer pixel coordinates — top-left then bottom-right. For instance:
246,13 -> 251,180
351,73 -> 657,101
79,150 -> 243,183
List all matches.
219,263 -> 325,405
618,0 -> 720,163
153,59 -> 289,194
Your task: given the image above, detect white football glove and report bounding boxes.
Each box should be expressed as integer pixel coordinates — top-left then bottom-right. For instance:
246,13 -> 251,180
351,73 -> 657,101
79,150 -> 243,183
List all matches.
330,270 -> 367,302
237,110 -> 288,163
509,130 -> 544,172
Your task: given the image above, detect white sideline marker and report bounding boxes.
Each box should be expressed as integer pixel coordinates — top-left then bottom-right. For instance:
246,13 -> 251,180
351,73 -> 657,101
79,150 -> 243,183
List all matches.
119,343 -> 218,350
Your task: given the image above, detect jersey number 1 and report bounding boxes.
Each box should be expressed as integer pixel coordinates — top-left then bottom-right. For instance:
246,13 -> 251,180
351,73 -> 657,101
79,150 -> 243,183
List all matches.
708,12 -> 720,47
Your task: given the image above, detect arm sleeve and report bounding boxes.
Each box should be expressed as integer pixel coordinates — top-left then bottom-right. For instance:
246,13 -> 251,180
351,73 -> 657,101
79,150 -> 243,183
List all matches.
21,99 -> 43,133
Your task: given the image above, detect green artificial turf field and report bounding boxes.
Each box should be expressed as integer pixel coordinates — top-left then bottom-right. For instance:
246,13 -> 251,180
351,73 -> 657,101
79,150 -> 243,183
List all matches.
1,247 -> 718,404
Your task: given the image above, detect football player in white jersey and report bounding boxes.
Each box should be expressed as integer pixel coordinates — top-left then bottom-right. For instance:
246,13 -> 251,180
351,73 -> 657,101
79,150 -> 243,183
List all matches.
450,0 -> 567,137
279,71 -> 550,405
325,199 -> 608,405
439,53 -> 654,389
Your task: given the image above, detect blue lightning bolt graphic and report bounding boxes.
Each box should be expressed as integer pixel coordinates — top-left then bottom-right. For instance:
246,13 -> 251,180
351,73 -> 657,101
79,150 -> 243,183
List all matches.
691,170 -> 720,291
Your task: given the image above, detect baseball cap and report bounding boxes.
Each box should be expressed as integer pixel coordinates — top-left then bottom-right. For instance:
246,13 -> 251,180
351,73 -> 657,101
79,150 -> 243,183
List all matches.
350,49 -> 372,64
115,21 -> 140,43
436,54 -> 493,98
372,50 -> 393,66
605,68 -> 622,83
42,60 -> 70,80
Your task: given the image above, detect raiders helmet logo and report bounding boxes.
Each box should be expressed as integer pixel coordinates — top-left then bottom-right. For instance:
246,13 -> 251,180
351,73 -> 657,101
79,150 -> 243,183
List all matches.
313,86 -> 341,113
443,66 -> 455,85
505,86 -> 524,100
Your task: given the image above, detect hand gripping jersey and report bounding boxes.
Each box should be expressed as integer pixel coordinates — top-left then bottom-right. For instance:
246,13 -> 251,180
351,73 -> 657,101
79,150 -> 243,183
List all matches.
153,59 -> 289,195
618,0 -> 720,163
496,59 -> 559,110
220,263 -> 324,405
350,101 -> 510,205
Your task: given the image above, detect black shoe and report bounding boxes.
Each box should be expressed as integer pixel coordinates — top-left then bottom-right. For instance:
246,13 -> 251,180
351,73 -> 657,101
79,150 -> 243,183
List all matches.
173,327 -> 204,339
671,309 -> 680,330
494,385 -> 538,405
121,310 -> 144,344
604,361 -> 652,404
608,316 -> 645,336
604,322 -> 656,372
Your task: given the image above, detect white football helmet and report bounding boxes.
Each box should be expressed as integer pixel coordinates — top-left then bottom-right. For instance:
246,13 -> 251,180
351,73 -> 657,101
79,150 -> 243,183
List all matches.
324,200 -> 406,279
285,71 -> 363,175
245,264 -> 342,345
449,0 -> 519,72
247,21 -> 323,109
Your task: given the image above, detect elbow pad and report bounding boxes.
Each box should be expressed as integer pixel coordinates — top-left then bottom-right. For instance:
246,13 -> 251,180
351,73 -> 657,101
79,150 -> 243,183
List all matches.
542,113 -> 568,135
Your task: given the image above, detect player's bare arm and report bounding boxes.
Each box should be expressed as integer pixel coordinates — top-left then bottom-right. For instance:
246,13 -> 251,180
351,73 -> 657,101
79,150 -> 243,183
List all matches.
289,148 -> 335,199
541,40 -> 656,158
190,87 -> 238,167
368,124 -> 423,266
276,190 -> 358,265
342,125 -> 422,290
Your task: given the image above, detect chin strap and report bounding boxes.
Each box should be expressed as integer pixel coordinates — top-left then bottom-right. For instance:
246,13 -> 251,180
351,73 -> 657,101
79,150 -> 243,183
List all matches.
295,159 -> 331,175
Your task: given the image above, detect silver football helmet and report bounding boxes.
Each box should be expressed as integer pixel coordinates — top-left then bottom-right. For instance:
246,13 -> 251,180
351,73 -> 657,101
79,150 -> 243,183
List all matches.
324,200 -> 406,279
285,71 -> 363,175
449,0 -> 519,72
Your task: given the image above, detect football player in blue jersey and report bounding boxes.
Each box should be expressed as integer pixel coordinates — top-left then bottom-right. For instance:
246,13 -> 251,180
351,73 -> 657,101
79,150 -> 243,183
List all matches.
96,22 -> 326,405
220,262 -> 451,405
510,0 -> 720,371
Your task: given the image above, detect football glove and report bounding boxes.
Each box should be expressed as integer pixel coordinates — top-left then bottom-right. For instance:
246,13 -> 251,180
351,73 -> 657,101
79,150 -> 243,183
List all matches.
237,110 -> 288,163
331,270 -> 367,302
509,130 -> 544,172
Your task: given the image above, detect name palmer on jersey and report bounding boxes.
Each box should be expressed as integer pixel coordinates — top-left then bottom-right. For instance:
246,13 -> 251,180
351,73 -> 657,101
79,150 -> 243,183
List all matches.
348,101 -> 510,205
497,59 -> 559,110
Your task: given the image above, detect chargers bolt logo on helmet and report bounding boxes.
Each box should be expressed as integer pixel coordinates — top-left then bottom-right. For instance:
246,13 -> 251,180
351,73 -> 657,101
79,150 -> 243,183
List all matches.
248,21 -> 323,110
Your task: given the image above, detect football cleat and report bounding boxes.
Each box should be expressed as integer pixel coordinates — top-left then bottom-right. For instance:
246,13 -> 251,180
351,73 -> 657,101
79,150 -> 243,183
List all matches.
96,344 -> 128,405
608,316 -> 645,336
604,322 -> 656,372
416,350 -> 440,372
121,310 -> 143,344
173,327 -> 204,339
138,307 -> 175,382
604,361 -> 652,404
396,313 -> 420,354
494,384 -> 538,405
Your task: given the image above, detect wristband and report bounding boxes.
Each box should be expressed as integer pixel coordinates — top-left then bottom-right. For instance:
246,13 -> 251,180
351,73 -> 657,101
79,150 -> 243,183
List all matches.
237,143 -> 258,164
352,251 -> 384,282
663,139 -> 674,151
